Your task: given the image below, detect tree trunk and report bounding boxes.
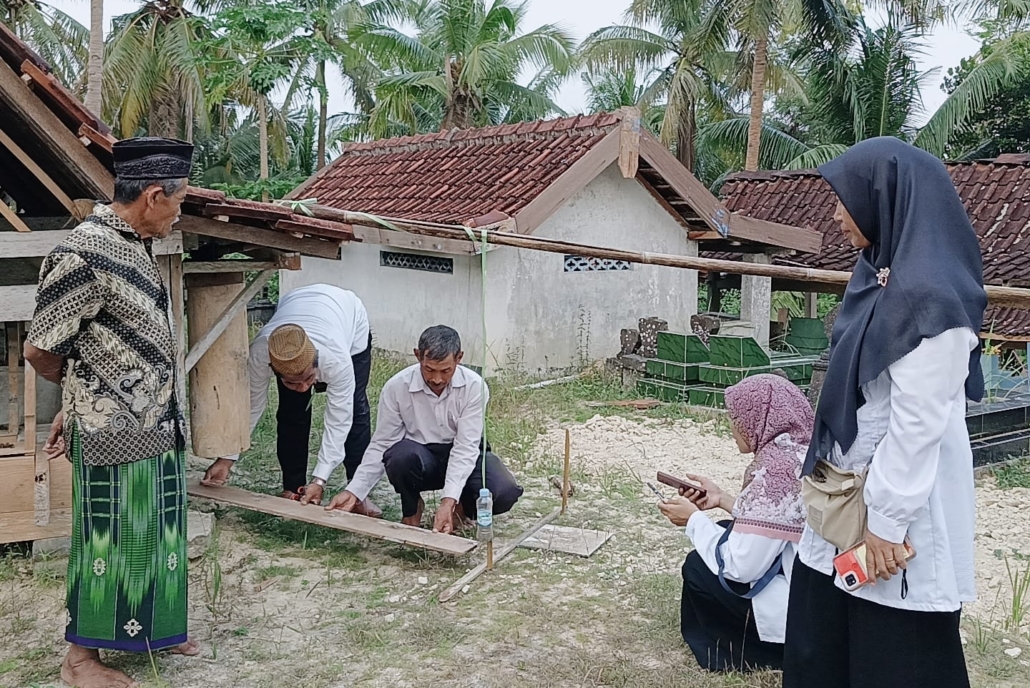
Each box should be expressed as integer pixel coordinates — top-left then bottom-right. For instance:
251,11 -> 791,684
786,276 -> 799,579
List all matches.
745,34 -> 769,172
84,0 -> 104,116
258,94 -> 270,203
676,103 -> 696,173
148,87 -> 179,139
316,60 -> 328,169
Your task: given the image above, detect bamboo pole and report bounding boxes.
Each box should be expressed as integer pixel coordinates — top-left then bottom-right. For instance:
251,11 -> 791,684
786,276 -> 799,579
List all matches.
300,204 -> 1030,310
561,429 -> 571,515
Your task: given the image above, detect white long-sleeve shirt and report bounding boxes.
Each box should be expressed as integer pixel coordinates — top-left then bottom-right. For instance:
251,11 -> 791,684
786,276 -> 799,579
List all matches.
686,512 -> 795,643
345,364 -> 488,502
798,326 -> 979,611
227,285 -> 370,482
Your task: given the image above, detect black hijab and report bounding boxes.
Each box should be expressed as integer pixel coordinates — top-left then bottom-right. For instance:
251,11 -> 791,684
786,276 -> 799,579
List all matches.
804,137 -> 987,475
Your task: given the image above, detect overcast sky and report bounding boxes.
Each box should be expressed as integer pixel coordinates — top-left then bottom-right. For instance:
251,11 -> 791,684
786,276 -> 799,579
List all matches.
50,0 -> 982,125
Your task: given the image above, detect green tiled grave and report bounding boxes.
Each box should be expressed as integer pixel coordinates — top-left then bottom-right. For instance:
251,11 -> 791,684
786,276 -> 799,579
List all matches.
688,387 -> 725,407
698,361 -> 814,387
656,332 -> 709,364
708,336 -> 770,368
645,359 -> 700,383
637,378 -> 692,403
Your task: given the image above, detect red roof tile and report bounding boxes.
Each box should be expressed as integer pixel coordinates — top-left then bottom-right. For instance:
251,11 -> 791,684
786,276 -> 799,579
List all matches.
715,162 -> 1030,339
293,115 -> 622,224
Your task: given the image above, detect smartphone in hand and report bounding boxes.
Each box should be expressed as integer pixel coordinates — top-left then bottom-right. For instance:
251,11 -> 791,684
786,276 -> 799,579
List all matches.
657,471 -> 707,497
833,540 -> 916,591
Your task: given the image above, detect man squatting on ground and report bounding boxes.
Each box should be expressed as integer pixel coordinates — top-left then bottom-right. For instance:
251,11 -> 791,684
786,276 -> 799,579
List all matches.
203,284 -> 379,513
326,325 -> 524,534
25,137 -> 199,688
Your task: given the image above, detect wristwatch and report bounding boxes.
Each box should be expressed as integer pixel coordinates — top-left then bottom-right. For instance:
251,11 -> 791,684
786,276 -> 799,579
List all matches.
311,477 -> 327,488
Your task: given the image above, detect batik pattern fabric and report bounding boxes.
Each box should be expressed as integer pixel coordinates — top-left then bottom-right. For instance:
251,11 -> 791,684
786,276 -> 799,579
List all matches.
725,374 -> 813,543
65,424 -> 188,651
27,204 -> 186,466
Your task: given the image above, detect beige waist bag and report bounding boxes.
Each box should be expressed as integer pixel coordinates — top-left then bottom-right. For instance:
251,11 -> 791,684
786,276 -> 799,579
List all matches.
802,460 -> 868,552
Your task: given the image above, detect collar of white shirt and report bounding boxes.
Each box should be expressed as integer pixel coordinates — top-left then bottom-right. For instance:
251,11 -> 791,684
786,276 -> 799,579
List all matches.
407,364 -> 471,396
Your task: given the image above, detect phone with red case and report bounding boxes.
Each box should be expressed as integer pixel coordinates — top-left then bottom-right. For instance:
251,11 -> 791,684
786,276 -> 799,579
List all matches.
833,540 -> 916,591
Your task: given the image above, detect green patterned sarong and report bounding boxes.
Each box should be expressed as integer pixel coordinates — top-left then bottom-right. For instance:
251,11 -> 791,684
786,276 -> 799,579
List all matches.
65,424 -> 188,651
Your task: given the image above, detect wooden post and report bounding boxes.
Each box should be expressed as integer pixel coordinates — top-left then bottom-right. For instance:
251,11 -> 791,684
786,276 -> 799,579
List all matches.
486,540 -> 494,570
804,293 -> 818,318
6,323 -> 20,438
561,429 -> 571,515
185,273 -> 251,459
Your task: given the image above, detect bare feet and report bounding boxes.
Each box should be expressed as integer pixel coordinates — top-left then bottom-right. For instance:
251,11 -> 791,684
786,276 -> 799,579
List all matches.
62,645 -> 138,688
168,638 -> 201,656
400,497 -> 425,528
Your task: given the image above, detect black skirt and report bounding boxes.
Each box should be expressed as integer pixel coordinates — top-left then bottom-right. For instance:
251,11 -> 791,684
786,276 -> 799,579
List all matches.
782,558 -> 970,688
680,549 -> 785,673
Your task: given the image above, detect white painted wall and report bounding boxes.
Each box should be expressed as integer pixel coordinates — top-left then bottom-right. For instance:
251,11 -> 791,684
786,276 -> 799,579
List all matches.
280,243 -> 487,367
486,165 -> 697,373
283,163 -> 698,374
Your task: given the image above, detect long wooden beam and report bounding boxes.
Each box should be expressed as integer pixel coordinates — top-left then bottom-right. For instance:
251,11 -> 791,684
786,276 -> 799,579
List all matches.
185,270 -> 273,373
0,229 -> 182,259
304,204 -> 1030,310
183,254 -> 301,274
186,480 -> 478,555
176,214 -> 341,260
0,57 -> 113,200
0,124 -> 77,214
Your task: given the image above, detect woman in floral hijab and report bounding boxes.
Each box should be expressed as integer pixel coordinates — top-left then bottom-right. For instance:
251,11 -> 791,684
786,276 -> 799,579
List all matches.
658,374 -> 813,673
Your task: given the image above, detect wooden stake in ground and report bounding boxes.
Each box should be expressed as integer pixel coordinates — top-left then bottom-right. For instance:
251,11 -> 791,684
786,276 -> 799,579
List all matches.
486,540 -> 494,571
439,507 -> 561,603
562,429 -> 572,515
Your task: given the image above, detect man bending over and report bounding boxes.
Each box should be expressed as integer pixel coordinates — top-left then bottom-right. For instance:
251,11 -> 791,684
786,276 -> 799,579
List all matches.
327,326 -> 523,533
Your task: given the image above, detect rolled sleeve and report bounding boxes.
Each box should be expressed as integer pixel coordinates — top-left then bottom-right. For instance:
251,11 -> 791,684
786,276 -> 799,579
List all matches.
27,251 -> 104,356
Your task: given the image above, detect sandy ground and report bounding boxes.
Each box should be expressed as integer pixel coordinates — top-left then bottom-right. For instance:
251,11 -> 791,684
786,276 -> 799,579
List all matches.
2,411 -> 1029,687
536,413 -> 1030,623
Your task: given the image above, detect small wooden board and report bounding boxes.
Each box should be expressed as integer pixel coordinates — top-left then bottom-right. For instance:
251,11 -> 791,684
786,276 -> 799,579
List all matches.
186,480 -> 477,556
519,525 -> 612,557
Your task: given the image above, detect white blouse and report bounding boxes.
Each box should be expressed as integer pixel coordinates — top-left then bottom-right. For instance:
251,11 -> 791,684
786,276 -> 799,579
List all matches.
686,511 -> 795,643
798,327 -> 979,612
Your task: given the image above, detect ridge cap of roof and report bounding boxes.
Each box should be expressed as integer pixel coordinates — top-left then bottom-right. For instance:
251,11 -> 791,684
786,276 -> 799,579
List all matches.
341,113 -> 621,157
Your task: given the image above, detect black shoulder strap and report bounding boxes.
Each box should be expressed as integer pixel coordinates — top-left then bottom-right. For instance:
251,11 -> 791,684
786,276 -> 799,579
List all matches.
714,521 -> 783,600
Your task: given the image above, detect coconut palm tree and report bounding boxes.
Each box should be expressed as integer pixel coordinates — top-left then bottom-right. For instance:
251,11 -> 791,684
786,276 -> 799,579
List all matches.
84,0 -> 103,115
351,0 -> 575,137
581,0 -> 734,171
104,0 -> 209,138
201,0 -> 307,200
279,0 -> 379,169
1,0 -> 87,89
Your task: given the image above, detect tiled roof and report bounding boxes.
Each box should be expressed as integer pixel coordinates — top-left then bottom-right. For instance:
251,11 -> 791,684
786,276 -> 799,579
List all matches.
292,114 -> 622,223
0,22 -> 352,248
716,162 -> 1030,339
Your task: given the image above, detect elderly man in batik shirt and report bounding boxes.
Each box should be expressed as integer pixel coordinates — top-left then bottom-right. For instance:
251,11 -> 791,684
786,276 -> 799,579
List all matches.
25,138 -> 198,688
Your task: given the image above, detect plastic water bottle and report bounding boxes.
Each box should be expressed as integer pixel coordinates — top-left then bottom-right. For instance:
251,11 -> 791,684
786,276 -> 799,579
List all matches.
476,488 -> 493,542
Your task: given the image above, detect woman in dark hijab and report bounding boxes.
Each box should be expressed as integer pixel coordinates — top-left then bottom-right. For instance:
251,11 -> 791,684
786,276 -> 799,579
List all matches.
782,137 -> 986,688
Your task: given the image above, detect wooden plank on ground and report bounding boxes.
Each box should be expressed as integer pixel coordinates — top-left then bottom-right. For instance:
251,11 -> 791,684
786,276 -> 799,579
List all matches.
439,508 -> 561,602
519,524 -> 613,557
186,480 -> 478,555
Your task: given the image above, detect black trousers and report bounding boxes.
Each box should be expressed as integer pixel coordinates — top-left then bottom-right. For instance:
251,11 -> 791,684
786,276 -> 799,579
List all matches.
680,544 -> 784,673
382,439 -> 524,518
782,558 -> 970,688
275,333 -> 372,493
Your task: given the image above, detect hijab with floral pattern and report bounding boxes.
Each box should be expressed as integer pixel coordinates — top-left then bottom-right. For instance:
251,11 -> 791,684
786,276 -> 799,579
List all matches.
724,374 -> 813,543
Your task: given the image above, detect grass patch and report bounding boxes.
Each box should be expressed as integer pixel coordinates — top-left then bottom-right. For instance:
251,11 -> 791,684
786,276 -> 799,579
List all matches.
993,458 -> 1030,489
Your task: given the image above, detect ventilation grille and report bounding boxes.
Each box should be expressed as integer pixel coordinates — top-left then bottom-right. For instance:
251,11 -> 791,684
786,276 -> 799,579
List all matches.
564,254 -> 633,272
380,251 -> 454,274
